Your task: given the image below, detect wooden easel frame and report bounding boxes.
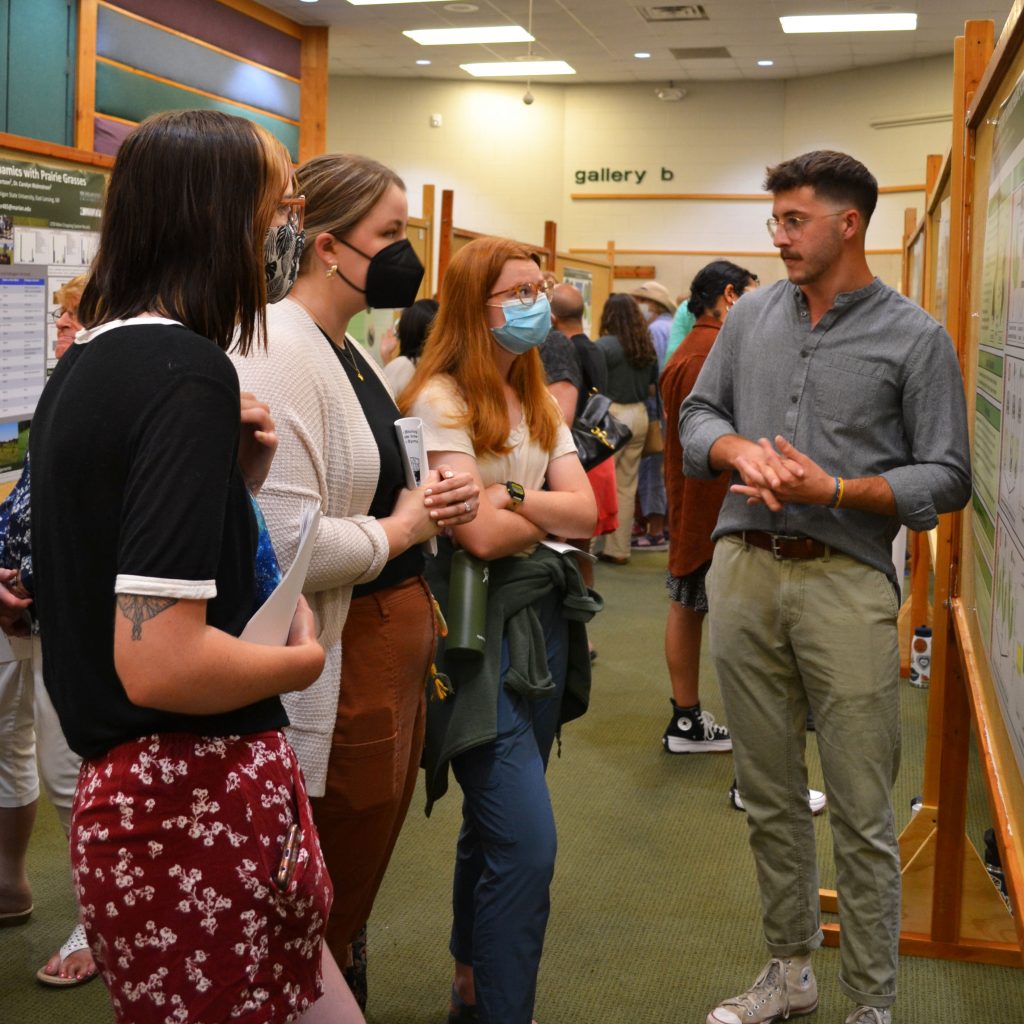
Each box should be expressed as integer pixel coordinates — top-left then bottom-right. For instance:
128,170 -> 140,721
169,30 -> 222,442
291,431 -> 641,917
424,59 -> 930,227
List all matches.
819,16 -> 1024,968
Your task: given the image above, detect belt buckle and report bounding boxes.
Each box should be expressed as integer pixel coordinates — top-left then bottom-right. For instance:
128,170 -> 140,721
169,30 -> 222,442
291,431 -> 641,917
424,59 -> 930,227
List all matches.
769,534 -> 799,560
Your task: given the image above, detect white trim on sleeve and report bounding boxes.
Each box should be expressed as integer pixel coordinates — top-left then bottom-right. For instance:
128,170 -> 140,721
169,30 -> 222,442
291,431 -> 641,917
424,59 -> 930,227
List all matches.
114,575 -> 217,600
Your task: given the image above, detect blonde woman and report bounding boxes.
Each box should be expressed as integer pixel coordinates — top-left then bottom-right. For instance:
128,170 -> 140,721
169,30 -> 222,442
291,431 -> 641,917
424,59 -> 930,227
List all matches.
233,154 -> 478,1005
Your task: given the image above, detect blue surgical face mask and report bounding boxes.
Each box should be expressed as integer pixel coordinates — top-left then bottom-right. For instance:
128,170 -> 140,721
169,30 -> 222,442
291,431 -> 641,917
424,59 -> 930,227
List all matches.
490,294 -> 551,355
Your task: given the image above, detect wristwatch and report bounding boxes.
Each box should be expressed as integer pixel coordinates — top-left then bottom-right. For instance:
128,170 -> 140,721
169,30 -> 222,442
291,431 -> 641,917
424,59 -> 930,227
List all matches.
505,480 -> 525,510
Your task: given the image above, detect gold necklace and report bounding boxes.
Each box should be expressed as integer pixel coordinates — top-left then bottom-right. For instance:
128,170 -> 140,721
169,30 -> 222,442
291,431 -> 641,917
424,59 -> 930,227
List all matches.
290,295 -> 364,381
339,338 -> 364,382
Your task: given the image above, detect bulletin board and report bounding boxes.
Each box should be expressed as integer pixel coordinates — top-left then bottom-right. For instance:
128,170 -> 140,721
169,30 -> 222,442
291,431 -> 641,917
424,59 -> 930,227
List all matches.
555,252 -> 612,339
905,219 -> 927,306
0,146 -> 106,487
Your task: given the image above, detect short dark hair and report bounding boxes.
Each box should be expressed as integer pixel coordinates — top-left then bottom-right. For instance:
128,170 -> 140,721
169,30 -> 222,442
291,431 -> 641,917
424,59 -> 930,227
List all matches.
687,260 -> 758,318
79,110 -> 288,354
764,150 -> 878,224
398,298 -> 439,360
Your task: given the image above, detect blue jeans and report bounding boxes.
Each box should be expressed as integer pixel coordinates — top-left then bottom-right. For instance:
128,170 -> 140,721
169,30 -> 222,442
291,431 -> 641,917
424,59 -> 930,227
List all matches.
449,592 -> 568,1024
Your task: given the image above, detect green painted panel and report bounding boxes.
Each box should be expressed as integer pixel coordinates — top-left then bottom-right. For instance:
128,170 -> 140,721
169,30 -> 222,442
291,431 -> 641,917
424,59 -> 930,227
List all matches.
96,63 -> 299,160
0,2 -> 9,133
6,0 -> 73,145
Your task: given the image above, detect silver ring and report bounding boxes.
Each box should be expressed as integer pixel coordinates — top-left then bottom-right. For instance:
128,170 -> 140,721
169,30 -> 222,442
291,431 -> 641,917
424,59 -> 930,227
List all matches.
464,501 -> 472,513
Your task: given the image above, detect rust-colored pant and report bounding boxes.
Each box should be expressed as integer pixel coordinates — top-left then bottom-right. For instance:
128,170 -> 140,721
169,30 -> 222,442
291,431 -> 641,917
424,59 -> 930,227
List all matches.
310,575 -> 434,962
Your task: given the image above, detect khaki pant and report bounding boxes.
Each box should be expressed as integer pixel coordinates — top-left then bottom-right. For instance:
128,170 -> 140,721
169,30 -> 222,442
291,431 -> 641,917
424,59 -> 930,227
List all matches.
310,576 -> 434,962
706,535 -> 901,1008
603,401 -> 650,560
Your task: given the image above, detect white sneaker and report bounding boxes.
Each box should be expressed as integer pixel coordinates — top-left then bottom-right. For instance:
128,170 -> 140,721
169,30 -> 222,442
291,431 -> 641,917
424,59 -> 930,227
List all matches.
845,1007 -> 892,1024
707,956 -> 818,1024
729,784 -> 827,815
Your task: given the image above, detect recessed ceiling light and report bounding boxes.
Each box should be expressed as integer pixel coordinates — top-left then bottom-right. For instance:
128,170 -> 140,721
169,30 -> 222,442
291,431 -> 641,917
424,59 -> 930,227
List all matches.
757,59 -> 774,66
416,59 -> 432,65
460,60 -> 575,77
634,52 -> 651,59
780,13 -> 916,33
300,0 -> 319,4
404,26 -> 534,45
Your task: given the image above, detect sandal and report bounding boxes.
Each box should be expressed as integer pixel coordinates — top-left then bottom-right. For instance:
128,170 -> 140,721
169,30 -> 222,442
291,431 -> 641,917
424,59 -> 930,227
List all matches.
36,922 -> 99,987
631,532 -> 668,551
0,903 -> 33,928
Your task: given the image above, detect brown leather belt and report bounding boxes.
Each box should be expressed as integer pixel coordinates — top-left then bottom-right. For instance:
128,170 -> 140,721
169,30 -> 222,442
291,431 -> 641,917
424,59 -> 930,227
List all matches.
737,531 -> 829,560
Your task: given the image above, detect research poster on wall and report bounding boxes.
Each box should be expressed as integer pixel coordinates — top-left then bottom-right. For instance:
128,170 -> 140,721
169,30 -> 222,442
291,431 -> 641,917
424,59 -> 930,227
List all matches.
0,155 -> 103,482
562,267 -> 593,337
975,71 -> 1024,777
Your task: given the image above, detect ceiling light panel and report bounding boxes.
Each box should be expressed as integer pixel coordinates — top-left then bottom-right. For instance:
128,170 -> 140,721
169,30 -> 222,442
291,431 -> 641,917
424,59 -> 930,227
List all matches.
460,60 -> 575,77
404,25 -> 533,45
780,14 -> 917,34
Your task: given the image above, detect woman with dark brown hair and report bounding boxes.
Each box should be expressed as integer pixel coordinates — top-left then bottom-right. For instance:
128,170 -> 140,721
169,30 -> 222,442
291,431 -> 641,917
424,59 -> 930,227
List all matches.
595,293 -> 659,564
402,236 -> 599,1024
28,110 -> 363,1024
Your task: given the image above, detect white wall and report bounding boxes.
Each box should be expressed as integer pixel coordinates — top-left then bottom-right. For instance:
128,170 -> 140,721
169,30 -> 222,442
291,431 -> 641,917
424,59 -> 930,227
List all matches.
327,54 -> 954,293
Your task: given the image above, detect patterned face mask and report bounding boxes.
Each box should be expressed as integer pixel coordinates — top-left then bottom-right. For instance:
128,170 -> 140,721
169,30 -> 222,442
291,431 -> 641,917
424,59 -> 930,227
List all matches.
264,222 -> 305,303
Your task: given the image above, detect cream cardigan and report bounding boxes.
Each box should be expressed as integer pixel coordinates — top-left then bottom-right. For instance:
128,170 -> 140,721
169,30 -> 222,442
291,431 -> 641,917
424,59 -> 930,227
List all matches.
231,298 -> 391,795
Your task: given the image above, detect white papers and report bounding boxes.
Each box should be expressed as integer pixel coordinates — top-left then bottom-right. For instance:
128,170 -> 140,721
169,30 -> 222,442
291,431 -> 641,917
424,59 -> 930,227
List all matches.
395,416 -> 437,556
240,504 -> 321,646
541,539 -> 597,563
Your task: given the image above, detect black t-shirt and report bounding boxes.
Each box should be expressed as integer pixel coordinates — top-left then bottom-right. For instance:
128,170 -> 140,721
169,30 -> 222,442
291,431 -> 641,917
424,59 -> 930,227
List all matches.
569,332 -> 608,419
29,321 -> 287,760
324,332 -> 423,597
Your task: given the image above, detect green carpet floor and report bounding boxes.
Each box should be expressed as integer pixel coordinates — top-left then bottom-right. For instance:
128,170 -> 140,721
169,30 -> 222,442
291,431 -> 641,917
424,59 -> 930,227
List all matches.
3,549 -> 1022,1022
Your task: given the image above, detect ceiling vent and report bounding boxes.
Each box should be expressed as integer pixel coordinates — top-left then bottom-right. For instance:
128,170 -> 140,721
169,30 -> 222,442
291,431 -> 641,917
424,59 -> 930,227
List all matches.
637,5 -> 708,23
670,47 -> 731,59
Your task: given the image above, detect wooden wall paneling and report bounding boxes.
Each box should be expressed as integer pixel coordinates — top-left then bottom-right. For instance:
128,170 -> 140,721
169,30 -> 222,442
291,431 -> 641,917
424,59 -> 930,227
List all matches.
438,189 -> 454,290
76,0 -> 98,151
298,25 -> 327,164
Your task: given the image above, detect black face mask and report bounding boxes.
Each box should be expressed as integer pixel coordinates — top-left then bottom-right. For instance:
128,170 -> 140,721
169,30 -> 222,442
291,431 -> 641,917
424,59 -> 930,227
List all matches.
337,237 -> 424,309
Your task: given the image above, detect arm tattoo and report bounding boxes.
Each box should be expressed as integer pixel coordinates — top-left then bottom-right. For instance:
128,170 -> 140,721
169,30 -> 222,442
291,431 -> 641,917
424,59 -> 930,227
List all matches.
117,594 -> 179,641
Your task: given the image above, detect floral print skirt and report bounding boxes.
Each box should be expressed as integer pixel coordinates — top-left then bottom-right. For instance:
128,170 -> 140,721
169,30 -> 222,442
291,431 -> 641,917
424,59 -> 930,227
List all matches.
71,730 -> 331,1024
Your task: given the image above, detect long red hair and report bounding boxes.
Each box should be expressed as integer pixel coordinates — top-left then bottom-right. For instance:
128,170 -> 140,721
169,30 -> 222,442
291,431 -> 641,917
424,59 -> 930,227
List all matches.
400,236 -> 560,457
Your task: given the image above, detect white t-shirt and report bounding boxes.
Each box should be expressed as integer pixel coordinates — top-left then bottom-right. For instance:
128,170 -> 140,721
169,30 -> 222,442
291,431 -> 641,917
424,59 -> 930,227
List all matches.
411,374 -> 576,488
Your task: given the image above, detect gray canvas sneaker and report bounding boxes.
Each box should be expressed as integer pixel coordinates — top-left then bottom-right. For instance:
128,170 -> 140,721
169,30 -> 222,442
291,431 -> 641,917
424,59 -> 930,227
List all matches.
706,956 -> 818,1024
845,1007 -> 892,1024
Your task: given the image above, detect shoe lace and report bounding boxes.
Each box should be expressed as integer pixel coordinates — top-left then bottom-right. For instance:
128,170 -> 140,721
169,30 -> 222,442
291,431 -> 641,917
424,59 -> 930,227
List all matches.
698,710 -> 727,740
719,959 -> 789,1018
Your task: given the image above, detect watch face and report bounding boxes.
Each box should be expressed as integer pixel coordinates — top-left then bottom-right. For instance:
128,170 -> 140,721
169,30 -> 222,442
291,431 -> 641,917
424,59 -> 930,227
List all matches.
506,481 -> 525,504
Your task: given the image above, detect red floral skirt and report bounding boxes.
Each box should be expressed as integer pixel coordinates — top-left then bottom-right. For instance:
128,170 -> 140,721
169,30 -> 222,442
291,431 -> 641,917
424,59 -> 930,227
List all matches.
71,730 -> 332,1024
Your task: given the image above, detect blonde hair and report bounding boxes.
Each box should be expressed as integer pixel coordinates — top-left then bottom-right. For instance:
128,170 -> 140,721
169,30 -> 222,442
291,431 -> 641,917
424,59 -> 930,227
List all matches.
295,154 -> 405,273
54,273 -> 88,310
400,236 -> 560,457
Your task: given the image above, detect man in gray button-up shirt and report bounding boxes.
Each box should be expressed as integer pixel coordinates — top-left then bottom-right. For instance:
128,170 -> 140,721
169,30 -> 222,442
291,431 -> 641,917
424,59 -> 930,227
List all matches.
681,151 -> 970,1024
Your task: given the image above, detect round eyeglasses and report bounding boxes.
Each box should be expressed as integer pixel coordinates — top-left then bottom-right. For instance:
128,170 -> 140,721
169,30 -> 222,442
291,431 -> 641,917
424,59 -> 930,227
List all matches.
766,211 -> 847,241
486,279 -> 553,308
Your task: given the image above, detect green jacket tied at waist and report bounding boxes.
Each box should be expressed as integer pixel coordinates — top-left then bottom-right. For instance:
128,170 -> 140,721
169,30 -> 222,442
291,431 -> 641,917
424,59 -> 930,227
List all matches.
422,540 -> 603,814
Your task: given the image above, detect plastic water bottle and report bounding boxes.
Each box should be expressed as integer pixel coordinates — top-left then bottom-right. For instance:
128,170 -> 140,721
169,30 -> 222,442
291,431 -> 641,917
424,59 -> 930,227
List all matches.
910,625 -> 932,688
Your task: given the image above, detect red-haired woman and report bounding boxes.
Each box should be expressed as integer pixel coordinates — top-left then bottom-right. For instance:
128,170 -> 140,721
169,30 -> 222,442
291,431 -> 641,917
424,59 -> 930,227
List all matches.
402,237 -> 599,1024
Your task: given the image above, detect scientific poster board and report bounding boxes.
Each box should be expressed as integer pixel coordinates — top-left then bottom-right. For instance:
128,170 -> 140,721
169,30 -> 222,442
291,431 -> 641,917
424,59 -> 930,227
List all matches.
0,151 -> 104,483
555,252 -> 612,339
966,59 -> 1024,786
